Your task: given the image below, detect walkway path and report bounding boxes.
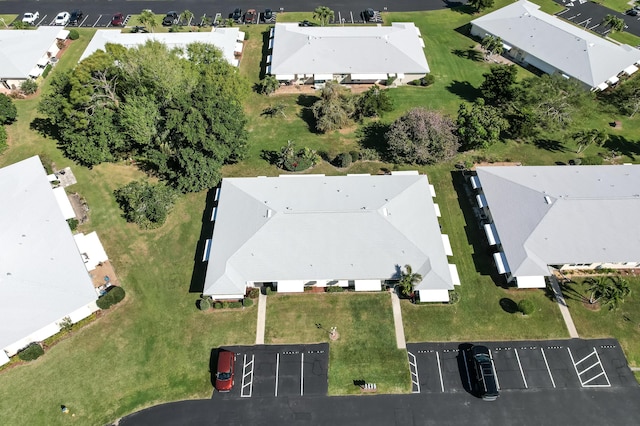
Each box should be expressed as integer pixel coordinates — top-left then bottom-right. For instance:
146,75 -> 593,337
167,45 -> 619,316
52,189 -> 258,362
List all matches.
549,275 -> 579,338
390,290 -> 406,349
255,291 -> 267,345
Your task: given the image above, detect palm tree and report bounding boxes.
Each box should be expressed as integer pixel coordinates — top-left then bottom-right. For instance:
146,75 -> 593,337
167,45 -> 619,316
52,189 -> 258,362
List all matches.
586,276 -> 630,310
397,265 -> 423,298
573,129 -> 609,154
480,35 -> 504,61
139,9 -> 158,33
180,10 -> 194,26
313,6 -> 335,26
602,15 -> 625,33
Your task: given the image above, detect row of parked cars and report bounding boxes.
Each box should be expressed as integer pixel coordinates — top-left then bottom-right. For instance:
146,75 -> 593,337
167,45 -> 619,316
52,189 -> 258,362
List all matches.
230,8 -> 275,24
21,10 -> 126,27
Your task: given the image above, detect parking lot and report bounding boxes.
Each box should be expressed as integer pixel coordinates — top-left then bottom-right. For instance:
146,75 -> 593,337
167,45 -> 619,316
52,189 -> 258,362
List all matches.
407,338 -> 636,395
213,343 -> 329,399
554,0 -> 640,39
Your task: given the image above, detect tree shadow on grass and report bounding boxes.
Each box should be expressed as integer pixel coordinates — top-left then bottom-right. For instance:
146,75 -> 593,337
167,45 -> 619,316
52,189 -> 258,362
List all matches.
499,298 -> 518,314
30,117 -> 60,140
446,80 -> 481,103
452,48 -> 483,62
188,187 -> 219,294
604,134 -> 640,161
297,94 -> 320,133
533,139 -> 567,152
357,121 -> 390,161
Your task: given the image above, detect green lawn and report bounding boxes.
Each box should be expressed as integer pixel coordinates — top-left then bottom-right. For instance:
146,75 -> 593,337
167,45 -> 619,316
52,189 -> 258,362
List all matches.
265,293 -> 409,394
563,276 -> 640,367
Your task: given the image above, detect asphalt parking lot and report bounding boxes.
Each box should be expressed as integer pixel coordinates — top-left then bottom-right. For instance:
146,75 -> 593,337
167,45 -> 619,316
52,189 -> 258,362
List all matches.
407,338 -> 635,395
554,0 -> 640,39
213,343 -> 329,399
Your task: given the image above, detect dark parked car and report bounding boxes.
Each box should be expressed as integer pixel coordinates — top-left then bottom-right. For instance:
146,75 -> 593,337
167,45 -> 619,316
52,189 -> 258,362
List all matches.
363,8 -> 375,21
111,13 -> 125,27
627,9 -> 638,16
470,345 -> 499,401
232,8 -> 243,23
264,8 -> 273,21
245,9 -> 257,24
215,350 -> 236,392
162,11 -> 179,26
69,9 -> 83,25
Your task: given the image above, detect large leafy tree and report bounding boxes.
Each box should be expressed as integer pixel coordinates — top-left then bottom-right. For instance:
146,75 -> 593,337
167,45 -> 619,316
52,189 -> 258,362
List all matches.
457,98 -> 508,150
38,41 -> 249,192
468,0 -> 495,12
0,93 -> 17,124
114,180 -> 177,229
313,6 -> 335,26
355,85 -> 394,119
479,64 -> 518,106
312,81 -> 355,133
385,107 -> 459,164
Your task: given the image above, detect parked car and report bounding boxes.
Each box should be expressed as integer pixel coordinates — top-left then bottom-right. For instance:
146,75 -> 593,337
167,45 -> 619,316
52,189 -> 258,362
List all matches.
264,8 -> 273,21
627,9 -> 638,16
232,8 -> 243,23
470,345 -> 499,401
215,350 -> 236,392
363,8 -> 375,21
69,9 -> 83,25
54,11 -> 70,26
245,9 -> 257,24
162,11 -> 179,26
22,12 -> 39,25
111,13 -> 125,27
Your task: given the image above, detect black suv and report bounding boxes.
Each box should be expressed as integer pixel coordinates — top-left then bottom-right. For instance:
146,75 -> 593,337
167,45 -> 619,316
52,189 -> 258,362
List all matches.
470,345 -> 499,401
162,11 -> 179,26
69,9 -> 83,25
232,8 -> 243,23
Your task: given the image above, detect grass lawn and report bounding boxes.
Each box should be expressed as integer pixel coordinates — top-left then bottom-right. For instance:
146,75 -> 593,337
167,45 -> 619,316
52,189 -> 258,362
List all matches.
563,276 -> 640,367
265,292 -> 410,394
609,30 -> 640,46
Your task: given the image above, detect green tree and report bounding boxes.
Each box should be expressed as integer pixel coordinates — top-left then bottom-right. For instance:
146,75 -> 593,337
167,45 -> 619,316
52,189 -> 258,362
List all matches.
0,93 -> 17,124
468,0 -> 495,12
397,265 -> 422,298
355,85 -> 394,119
256,75 -> 280,95
313,6 -> 335,26
114,181 -> 177,229
586,276 -> 630,310
180,10 -> 194,26
572,129 -> 609,154
20,79 -> 38,95
457,98 -> 508,150
385,107 -> 459,164
312,81 -> 355,133
480,35 -> 504,61
479,64 -> 518,106
139,9 -> 158,32
602,15 -> 625,33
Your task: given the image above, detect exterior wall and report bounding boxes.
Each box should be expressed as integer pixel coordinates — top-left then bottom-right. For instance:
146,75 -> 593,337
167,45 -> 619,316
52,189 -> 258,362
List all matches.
397,73 -> 424,85
417,289 -> 450,303
212,294 -> 245,300
3,78 -> 27,90
515,276 -> 546,288
3,301 -> 99,356
559,262 -> 640,271
354,279 -> 382,292
521,53 -> 557,76
275,280 -> 305,293
0,350 -> 9,367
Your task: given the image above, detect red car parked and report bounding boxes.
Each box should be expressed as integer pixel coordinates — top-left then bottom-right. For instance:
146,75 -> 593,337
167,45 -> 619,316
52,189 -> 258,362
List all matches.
111,13 -> 124,27
215,350 -> 236,392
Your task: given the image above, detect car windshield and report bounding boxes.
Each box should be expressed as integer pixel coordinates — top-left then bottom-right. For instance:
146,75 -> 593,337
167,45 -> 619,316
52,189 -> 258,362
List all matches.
217,371 -> 231,380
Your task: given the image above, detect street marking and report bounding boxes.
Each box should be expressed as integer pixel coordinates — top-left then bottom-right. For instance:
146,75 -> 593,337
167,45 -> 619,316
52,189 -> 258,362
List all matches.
275,352 -> 280,397
540,348 -> 556,388
568,347 -> 611,387
300,352 -> 304,396
92,15 -> 102,28
37,16 -> 48,26
462,350 -> 472,390
407,351 -> 420,393
577,19 -> 591,26
489,349 -> 500,390
436,351 -> 444,392
240,353 -> 254,398
78,16 -> 89,27
589,23 -> 600,30
592,347 -> 611,387
575,350 -> 596,366
514,349 -> 528,388
583,371 -> 606,385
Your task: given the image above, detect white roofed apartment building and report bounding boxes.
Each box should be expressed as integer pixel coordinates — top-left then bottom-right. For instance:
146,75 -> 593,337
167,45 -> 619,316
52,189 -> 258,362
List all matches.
80,28 -> 245,66
267,22 -> 430,86
202,173 -> 459,303
473,165 -> 640,289
470,0 -> 640,90
0,157 -> 100,365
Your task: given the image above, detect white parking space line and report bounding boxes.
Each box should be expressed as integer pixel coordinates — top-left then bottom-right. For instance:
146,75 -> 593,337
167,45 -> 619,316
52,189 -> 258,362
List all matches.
575,349 -> 596,366
300,352 -> 304,396
577,19 -> 590,26
568,347 -> 611,388
489,349 -> 500,390
274,353 -> 280,397
462,350 -> 472,390
583,371 -> 606,385
37,16 -> 48,26
407,352 -> 420,393
589,23 -> 600,30
557,9 -> 569,15
240,353 -> 254,398
436,351 -> 444,392
514,349 -> 528,389
540,348 -> 556,388
567,347 -> 581,382
592,347 -> 611,387
78,16 -> 89,27
92,15 -> 102,28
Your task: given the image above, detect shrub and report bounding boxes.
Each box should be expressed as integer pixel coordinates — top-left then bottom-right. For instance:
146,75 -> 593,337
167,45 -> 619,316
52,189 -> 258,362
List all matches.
214,301 -> 223,309
68,29 -> 80,40
42,64 -> 52,79
581,155 -> 603,165
386,76 -> 397,86
227,301 -> 243,309
20,79 -> 38,95
244,31 -> 250,40
359,148 -> 380,161
326,286 -> 344,293
0,127 -> 6,153
96,286 -> 126,309
18,343 -> 44,361
114,181 -> 177,229
518,299 -> 535,315
284,156 -> 313,172
334,152 -> 352,168
58,316 -> 73,332
248,287 -> 260,299
67,218 -> 79,231
349,150 -> 360,162
198,298 -> 211,311
265,287 -> 274,295
256,75 -> 279,95
0,93 -> 17,124
409,74 -> 435,87
243,298 -> 254,307
449,290 -> 461,305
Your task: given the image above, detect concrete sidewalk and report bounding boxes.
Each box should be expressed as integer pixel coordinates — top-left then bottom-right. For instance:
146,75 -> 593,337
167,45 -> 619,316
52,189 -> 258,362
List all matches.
549,275 -> 579,338
255,291 -> 267,345
390,290 -> 406,349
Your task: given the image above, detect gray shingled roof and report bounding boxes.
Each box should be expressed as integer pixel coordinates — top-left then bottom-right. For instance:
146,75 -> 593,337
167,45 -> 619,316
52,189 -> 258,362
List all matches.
203,175 -> 452,297
270,22 -> 430,76
470,0 -> 640,88
0,156 -> 97,351
0,27 -> 62,80
476,165 -> 640,277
